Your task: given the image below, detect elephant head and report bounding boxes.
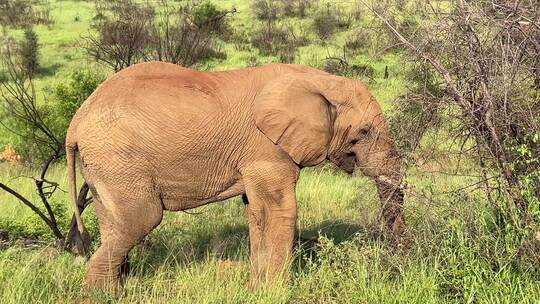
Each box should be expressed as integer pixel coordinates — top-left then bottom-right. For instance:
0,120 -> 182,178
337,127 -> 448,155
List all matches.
253,72 -> 406,241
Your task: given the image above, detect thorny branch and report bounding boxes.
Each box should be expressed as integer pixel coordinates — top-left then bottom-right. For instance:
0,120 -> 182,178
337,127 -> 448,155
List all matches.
361,0 -> 539,225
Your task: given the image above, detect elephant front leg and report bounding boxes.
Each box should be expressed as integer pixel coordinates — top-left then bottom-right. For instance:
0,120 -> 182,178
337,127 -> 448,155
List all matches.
261,202 -> 297,282
244,195 -> 265,285
243,163 -> 299,287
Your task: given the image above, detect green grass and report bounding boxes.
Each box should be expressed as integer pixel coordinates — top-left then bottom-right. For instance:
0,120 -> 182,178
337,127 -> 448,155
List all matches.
2,163 -> 540,303
1,1 -> 540,303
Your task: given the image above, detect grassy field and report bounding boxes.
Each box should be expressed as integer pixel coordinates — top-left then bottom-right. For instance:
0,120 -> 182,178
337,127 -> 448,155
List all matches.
1,1 -> 539,303
2,164 -> 540,303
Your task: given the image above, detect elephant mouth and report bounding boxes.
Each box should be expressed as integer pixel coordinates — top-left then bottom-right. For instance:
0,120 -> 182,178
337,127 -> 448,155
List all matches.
329,152 -> 355,174
342,160 -> 355,174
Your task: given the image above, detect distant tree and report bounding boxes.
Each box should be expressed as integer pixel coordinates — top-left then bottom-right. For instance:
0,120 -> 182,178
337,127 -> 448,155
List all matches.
19,28 -> 40,78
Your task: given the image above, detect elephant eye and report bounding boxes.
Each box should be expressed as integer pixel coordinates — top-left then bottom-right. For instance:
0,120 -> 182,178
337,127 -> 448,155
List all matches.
359,127 -> 370,136
350,139 -> 359,145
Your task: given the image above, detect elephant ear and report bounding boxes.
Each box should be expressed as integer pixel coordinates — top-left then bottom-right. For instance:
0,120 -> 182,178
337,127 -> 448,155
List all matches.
253,73 -> 348,166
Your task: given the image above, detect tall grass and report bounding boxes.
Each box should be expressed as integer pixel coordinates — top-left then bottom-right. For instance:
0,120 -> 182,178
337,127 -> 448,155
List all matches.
1,164 -> 540,303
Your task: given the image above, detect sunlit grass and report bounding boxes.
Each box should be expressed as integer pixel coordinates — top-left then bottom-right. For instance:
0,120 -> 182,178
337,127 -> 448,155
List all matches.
1,162 -> 540,303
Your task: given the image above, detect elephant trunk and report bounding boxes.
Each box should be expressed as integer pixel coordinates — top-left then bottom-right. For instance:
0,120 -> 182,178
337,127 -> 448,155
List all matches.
375,174 -> 406,242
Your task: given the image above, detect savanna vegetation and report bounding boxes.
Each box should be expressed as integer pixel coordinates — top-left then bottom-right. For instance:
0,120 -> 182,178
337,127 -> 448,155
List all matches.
0,0 -> 538,303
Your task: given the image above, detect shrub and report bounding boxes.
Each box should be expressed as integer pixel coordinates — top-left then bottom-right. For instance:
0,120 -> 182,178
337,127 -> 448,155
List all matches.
378,0 -> 540,224
86,0 -> 233,70
388,63 -> 443,158
48,69 -> 106,136
350,63 -> 374,78
0,0 -> 54,29
252,0 -> 281,21
33,0 -> 54,27
350,4 -> 365,23
511,133 -> 540,205
396,15 -> 419,42
251,23 -> 299,63
0,49 -> 100,251
252,0 -> 312,20
0,0 -> 33,28
280,0 -> 312,18
149,1 -> 232,66
190,1 -> 233,37
19,28 -> 39,77
85,0 -> 154,71
312,4 -> 350,40
246,55 -> 261,67
345,28 -> 372,52
323,56 -> 374,79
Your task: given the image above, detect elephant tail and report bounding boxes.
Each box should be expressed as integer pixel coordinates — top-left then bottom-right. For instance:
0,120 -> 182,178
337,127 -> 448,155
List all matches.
66,142 -> 86,236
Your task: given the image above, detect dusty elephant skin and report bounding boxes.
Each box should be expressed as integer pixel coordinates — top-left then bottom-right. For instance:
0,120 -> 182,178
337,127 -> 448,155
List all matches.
65,62 -> 405,292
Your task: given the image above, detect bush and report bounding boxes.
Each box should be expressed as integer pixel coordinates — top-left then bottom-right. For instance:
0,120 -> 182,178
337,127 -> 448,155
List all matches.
0,0 -> 33,28
312,4 -> 350,40
48,70 -> 106,136
33,0 -> 54,27
323,58 -> 374,79
188,1 -> 233,39
252,0 -> 312,21
19,28 -> 39,77
86,0 -> 233,70
251,23 -> 300,63
378,1 -> 540,224
511,133 -> 540,205
0,0 -> 54,29
0,68 -> 104,163
251,0 -> 281,21
345,28 -> 372,52
280,0 -> 312,18
388,63 -> 443,159
149,1 -> 230,66
85,0 -> 154,71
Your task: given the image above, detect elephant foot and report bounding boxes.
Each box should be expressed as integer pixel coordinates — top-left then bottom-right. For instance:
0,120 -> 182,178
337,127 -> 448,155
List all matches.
247,269 -> 269,291
248,268 -> 291,291
247,277 -> 261,291
83,272 -> 123,295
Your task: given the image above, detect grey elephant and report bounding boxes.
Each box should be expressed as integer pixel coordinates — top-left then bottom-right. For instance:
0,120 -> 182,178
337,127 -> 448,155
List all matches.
66,62 -> 405,291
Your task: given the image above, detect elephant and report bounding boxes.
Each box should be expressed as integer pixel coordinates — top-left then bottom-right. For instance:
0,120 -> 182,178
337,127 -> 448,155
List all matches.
66,62 -> 406,292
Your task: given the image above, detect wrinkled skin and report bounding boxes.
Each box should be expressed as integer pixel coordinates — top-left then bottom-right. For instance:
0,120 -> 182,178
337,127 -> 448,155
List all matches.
66,62 -> 405,292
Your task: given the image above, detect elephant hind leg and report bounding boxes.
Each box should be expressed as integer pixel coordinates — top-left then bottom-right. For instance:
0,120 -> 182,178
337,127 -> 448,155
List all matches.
84,183 -> 163,292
